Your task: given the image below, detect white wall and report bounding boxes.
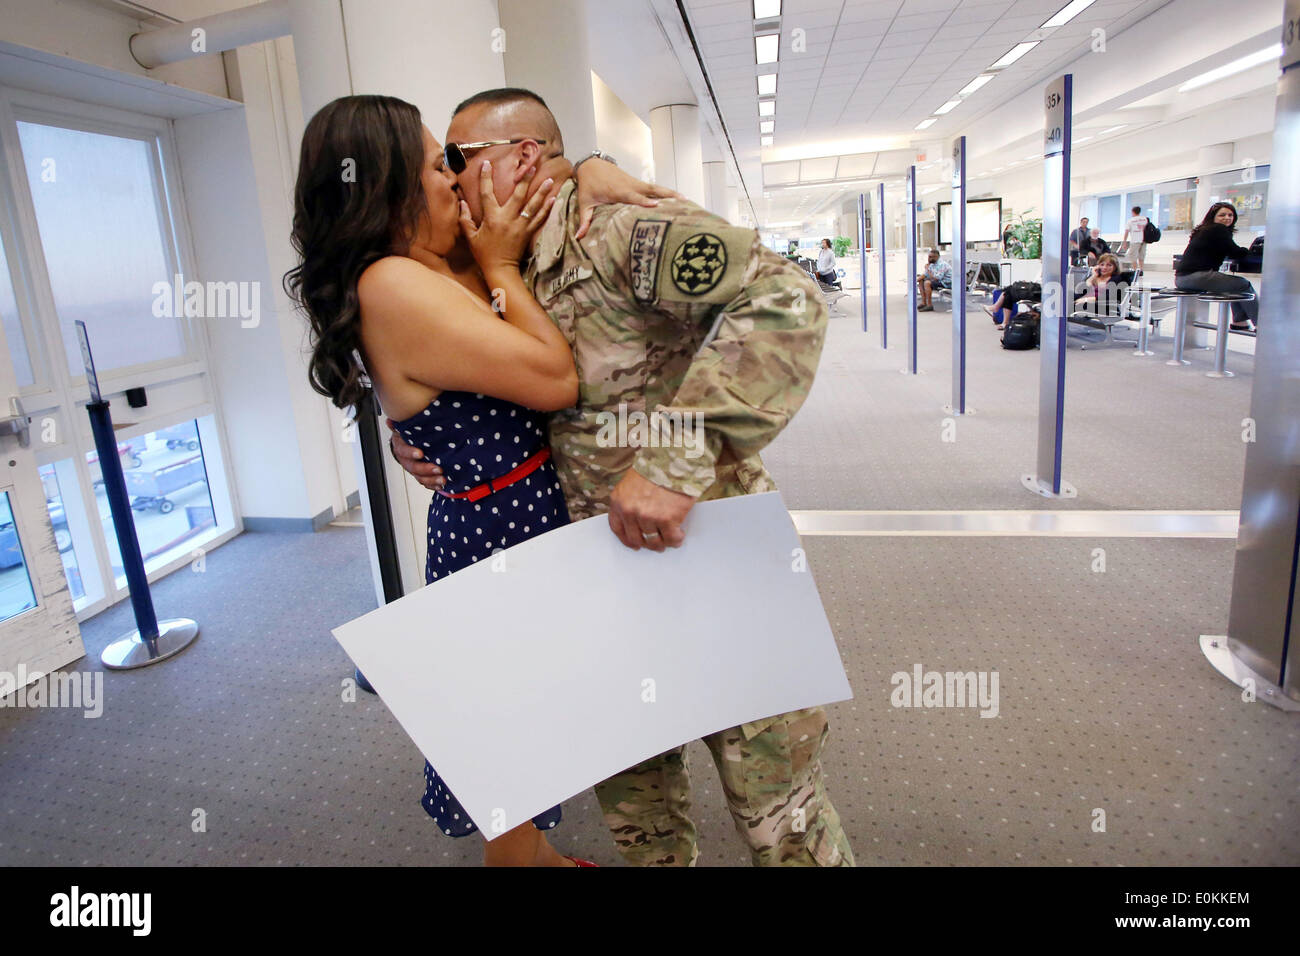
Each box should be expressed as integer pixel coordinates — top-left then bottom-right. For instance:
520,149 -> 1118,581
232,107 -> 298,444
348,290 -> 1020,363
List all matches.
592,71 -> 654,181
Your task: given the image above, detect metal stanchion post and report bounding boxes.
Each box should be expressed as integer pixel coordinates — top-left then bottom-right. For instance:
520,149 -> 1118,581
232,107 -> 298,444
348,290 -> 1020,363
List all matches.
74,322 -> 199,670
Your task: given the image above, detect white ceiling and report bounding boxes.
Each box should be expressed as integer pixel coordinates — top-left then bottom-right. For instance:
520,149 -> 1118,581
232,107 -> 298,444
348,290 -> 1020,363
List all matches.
682,0 -> 1179,223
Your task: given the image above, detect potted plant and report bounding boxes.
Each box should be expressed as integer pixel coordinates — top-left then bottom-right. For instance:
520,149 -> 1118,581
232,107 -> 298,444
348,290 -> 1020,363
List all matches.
831,236 -> 853,257
1005,211 -> 1042,259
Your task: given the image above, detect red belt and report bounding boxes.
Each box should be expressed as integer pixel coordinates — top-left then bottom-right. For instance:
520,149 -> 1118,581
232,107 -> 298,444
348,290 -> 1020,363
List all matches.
436,447 -> 551,503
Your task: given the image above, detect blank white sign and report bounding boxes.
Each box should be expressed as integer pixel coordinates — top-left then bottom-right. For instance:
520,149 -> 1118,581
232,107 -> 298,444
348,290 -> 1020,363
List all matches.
332,491 -> 852,838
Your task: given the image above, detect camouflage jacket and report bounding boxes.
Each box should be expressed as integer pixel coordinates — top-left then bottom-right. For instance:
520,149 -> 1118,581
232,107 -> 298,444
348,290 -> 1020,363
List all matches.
524,179 -> 827,522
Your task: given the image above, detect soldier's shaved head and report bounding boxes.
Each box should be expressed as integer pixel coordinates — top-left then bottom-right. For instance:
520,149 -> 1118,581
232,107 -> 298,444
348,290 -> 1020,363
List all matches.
451,87 -> 564,155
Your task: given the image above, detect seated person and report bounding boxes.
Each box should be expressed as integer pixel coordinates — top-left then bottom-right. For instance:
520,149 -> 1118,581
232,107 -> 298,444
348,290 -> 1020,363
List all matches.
1085,228 -> 1111,265
1074,253 -> 1124,314
815,238 -> 840,288
1174,202 -> 1260,330
984,278 -> 1042,326
916,249 -> 952,311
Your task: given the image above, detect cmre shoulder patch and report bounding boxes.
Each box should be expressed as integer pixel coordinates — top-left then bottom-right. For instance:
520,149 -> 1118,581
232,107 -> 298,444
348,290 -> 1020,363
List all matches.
630,219 -> 669,304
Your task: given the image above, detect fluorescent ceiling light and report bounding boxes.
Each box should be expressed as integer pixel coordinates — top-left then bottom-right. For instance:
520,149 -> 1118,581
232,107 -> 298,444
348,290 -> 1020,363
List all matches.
761,136 -> 773,146
1100,124 -> 1128,135
755,34 -> 779,64
760,120 -> 774,133
753,0 -> 781,18
915,118 -> 938,130
991,42 -> 1039,69
1041,0 -> 1098,29
757,73 -> 777,96
759,100 -> 775,116
1074,135 -> 1093,143
1178,44 -> 1281,92
934,99 -> 962,115
958,74 -> 995,97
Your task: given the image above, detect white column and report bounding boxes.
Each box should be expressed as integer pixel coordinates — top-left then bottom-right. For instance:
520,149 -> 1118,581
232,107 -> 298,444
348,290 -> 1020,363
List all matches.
703,161 -> 728,219
650,103 -> 705,207
285,0 -> 508,599
498,0 -> 598,157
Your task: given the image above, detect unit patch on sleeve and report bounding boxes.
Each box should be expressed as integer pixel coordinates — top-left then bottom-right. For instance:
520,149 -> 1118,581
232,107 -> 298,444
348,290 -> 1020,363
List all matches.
669,232 -> 727,296
630,219 -> 669,304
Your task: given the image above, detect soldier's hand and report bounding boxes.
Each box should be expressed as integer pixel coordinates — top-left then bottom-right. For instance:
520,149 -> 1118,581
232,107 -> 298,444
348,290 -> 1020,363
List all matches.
387,419 -> 445,492
607,469 -> 693,552
573,158 -> 682,240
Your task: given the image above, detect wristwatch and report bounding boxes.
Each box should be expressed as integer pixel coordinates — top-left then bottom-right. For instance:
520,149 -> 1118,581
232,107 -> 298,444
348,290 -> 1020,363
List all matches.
573,149 -> 618,170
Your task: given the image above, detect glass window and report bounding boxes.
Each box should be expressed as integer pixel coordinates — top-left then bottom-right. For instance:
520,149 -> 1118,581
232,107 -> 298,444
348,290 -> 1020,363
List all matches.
1155,178 -> 1197,231
1125,190 -> 1154,219
38,462 -> 85,603
16,121 -> 188,378
0,234 -> 34,387
0,491 -> 38,622
1208,165 -> 1270,232
1097,195 -> 1122,234
85,417 -> 215,586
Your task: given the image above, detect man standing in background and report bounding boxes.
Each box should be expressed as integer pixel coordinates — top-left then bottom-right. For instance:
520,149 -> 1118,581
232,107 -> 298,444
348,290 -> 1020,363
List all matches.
1118,206 -> 1149,271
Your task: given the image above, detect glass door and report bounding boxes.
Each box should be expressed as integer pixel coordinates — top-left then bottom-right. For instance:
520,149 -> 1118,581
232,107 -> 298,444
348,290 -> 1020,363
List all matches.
0,224 -> 82,685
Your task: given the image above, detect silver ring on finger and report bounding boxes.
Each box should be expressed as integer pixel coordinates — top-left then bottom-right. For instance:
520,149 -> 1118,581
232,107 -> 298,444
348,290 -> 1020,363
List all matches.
642,531 -> 661,541
519,210 -> 531,219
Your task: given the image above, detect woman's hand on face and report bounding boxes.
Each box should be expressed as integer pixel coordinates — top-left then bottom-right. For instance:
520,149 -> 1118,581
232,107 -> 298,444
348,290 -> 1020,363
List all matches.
458,160 -> 555,276
574,159 -> 682,239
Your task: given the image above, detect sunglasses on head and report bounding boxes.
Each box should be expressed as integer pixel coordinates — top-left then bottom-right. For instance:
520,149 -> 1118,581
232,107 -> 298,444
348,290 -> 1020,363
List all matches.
444,138 -> 548,175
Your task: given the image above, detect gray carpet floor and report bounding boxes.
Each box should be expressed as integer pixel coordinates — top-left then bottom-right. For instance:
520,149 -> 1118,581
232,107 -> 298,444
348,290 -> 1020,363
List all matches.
1,523 -> 1294,866
0,296 -> 1292,867
762,293 -> 1254,511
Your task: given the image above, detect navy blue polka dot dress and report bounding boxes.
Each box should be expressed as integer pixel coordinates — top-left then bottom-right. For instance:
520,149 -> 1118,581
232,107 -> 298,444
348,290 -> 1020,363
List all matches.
390,390 -> 570,837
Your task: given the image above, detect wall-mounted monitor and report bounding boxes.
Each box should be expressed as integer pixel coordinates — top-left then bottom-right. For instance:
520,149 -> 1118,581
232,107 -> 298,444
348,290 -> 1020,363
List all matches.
937,199 -> 1004,246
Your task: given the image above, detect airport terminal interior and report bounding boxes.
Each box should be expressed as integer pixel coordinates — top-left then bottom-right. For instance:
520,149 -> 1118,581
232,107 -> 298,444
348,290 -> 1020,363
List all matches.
0,0 -> 1296,870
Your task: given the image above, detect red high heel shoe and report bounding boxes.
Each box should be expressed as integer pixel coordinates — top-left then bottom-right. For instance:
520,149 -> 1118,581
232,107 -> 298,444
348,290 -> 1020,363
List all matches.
564,856 -> 599,867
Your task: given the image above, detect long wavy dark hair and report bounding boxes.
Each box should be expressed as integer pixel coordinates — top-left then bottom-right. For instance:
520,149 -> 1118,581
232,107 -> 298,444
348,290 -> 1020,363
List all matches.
1190,201 -> 1237,240
284,95 -> 428,409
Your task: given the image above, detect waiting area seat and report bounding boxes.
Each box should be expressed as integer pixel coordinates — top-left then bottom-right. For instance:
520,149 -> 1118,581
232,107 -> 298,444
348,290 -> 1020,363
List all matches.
794,256 -> 848,315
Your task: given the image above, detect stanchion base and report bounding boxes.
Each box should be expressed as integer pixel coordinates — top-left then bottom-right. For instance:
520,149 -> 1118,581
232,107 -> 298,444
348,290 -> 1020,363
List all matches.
1131,349 -> 1156,357
899,367 -> 925,375
1020,474 -> 1078,498
1165,359 -> 1191,367
1199,635 -> 1300,712
101,618 -> 200,670
1206,370 -> 1235,378
942,404 -> 975,415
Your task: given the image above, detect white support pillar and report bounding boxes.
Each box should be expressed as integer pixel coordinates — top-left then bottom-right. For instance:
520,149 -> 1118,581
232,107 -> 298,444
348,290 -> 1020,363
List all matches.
650,103 -> 705,207
703,161 -> 728,219
286,0 -> 508,601
498,0 -> 598,157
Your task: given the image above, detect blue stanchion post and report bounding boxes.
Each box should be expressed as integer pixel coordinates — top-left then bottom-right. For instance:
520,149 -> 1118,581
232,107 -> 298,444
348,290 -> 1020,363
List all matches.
857,193 -> 868,333
76,321 -> 199,669
878,182 -> 888,349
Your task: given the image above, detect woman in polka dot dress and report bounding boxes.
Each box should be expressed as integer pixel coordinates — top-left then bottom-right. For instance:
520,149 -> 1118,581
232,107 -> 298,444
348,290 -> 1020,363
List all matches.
390,390 -> 571,844
287,95 -> 663,865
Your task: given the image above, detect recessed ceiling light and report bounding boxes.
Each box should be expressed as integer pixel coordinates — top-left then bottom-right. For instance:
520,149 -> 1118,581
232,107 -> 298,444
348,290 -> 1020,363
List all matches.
760,120 -> 774,133
753,0 -> 781,18
755,34 -> 779,64
958,74 -> 995,97
991,42 -> 1039,69
757,73 -> 777,96
1178,44 -> 1281,92
1041,0 -> 1098,29
934,99 -> 962,115
761,136 -> 773,146
915,118 -> 938,130
759,100 -> 775,116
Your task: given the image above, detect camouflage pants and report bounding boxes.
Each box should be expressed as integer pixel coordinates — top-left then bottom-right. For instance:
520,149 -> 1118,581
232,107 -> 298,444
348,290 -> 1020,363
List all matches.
593,706 -> 854,866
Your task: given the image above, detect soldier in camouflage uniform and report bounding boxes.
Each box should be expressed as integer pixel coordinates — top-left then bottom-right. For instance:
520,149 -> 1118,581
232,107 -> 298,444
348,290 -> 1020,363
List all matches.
395,89 -> 854,867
